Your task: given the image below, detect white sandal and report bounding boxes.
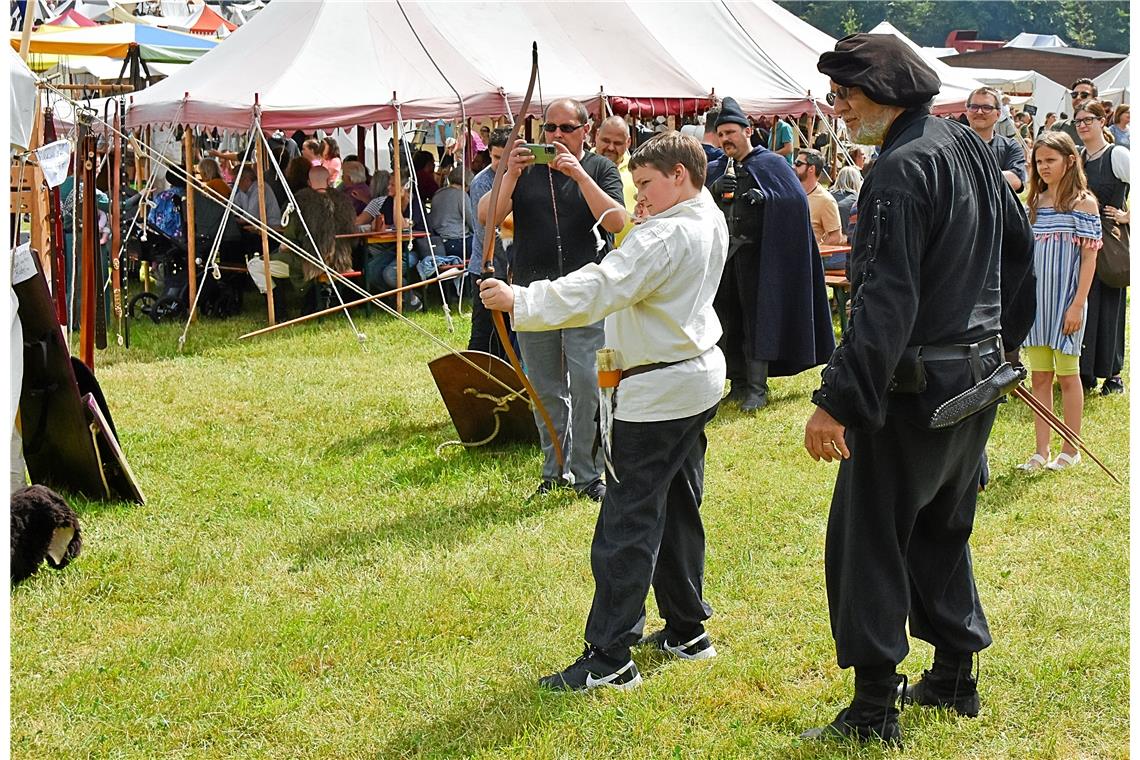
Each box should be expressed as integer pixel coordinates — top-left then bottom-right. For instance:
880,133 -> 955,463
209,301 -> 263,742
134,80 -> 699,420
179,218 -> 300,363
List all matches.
1016,453 -> 1049,472
1046,452 -> 1081,471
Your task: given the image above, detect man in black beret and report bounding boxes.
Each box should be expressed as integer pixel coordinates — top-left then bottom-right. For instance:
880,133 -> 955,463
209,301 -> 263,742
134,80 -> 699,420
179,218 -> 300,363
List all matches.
800,34 -> 1036,745
705,97 -> 834,412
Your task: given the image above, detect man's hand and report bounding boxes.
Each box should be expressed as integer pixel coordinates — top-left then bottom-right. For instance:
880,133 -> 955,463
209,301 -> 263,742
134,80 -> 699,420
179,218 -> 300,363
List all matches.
711,172 -> 736,200
506,139 -> 534,178
550,142 -> 587,182
1062,302 -> 1084,335
479,278 -> 515,313
804,407 -> 850,462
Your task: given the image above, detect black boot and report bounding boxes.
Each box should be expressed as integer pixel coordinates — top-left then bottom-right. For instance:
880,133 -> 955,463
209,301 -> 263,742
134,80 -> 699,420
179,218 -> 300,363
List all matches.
905,650 -> 979,717
740,360 -> 769,412
801,672 -> 905,746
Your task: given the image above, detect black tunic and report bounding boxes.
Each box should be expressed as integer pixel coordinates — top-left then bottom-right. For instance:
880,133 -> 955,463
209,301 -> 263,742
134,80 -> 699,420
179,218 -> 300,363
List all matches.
1079,145 -> 1129,383
812,108 -> 1035,431
810,107 -> 1035,670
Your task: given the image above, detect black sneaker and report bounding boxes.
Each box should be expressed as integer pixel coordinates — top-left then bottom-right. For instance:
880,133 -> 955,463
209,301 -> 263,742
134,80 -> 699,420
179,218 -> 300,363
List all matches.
638,628 -> 717,660
538,645 -> 642,692
530,479 -> 569,499
578,480 -> 606,502
1101,377 -> 1125,396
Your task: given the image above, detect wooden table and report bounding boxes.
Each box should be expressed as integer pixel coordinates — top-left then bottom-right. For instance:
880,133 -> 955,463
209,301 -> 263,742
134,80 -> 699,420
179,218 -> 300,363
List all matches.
336,228 -> 429,245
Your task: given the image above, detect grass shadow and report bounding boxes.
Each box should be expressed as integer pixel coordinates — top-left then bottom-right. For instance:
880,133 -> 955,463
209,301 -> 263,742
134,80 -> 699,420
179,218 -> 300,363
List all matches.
377,680 -> 593,758
289,488 -> 573,569
321,419 -> 455,460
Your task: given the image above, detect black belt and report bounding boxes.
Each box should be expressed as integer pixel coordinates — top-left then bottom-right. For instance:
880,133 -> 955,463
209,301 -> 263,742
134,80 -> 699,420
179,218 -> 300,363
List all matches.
621,358 -> 688,380
918,334 -> 1003,362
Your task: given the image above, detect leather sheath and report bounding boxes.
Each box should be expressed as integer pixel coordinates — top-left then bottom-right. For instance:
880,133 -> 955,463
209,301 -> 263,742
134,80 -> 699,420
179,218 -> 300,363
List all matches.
928,361 -> 1027,429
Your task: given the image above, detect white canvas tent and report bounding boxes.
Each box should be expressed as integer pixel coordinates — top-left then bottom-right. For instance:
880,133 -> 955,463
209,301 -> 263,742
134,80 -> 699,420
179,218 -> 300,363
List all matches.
1095,56 -> 1130,104
127,1 -> 530,129
127,0 -> 856,132
1005,33 -> 1068,49
623,0 -> 837,114
868,22 -> 984,112
10,48 -> 39,149
409,2 -> 711,119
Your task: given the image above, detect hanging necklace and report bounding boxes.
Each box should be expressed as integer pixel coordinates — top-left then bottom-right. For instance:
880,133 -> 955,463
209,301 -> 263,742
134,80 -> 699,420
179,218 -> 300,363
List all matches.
1086,141 -> 1110,161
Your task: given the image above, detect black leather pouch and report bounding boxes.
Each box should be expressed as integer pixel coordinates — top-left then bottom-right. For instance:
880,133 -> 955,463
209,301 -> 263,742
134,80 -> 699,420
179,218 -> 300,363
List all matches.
889,346 -> 927,394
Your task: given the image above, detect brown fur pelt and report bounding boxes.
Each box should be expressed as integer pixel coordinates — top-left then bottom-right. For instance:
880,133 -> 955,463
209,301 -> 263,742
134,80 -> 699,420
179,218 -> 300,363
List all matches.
294,187 -> 357,280
11,485 -> 82,585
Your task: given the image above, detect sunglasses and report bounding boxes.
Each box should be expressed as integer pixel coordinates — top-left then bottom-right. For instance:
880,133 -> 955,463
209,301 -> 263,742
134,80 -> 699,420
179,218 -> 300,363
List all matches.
825,86 -> 850,106
966,104 -> 997,114
542,123 -> 584,134
793,160 -> 809,167
1071,90 -> 1093,100
1074,116 -> 1103,127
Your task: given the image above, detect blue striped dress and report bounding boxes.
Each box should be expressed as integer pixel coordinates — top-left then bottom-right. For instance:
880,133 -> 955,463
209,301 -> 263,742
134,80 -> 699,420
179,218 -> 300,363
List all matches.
1025,207 -> 1103,355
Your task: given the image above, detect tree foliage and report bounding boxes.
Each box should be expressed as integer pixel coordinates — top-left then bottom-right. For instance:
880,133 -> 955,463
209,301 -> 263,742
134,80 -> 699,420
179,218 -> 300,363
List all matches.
776,0 -> 1130,54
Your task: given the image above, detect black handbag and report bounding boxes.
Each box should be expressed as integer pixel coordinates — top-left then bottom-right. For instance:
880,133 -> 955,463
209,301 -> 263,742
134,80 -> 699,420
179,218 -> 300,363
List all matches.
1097,216 -> 1130,288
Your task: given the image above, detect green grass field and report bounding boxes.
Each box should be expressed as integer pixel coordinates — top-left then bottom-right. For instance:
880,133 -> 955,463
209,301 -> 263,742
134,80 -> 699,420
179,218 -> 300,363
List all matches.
12,304 -> 1128,759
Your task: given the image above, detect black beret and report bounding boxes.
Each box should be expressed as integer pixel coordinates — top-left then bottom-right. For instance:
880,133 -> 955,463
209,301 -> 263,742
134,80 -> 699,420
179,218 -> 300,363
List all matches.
817,34 -> 941,107
715,97 -> 749,128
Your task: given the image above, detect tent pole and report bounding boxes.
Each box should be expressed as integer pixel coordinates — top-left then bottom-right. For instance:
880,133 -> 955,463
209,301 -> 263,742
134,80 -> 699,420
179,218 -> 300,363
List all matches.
183,125 -> 198,322
254,128 -> 276,325
356,126 -> 366,165
372,124 -> 379,174
18,0 -> 36,60
392,111 -> 404,314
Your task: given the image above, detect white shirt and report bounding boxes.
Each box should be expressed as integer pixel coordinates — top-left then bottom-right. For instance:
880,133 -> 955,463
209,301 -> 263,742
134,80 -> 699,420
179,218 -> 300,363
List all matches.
512,188 -> 728,422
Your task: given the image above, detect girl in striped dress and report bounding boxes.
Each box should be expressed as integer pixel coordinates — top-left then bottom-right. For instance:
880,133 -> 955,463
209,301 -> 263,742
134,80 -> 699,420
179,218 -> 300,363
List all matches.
1018,132 -> 1102,471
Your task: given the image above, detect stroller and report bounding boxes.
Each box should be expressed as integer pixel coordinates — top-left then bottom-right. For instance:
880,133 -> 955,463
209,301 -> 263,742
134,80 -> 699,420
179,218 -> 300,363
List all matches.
126,193 -> 245,322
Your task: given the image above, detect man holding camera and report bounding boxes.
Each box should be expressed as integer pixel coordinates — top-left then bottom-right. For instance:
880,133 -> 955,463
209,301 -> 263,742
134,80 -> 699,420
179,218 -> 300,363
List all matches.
479,98 -> 626,501
706,97 -> 834,412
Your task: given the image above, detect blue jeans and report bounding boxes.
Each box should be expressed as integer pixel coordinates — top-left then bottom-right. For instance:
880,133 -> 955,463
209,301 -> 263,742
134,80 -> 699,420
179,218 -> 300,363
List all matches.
365,244 -> 419,292
515,321 -> 605,486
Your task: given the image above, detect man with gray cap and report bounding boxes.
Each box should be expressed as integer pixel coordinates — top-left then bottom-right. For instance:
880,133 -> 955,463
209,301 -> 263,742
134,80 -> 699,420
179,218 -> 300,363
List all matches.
801,34 -> 1035,745
706,97 -> 834,412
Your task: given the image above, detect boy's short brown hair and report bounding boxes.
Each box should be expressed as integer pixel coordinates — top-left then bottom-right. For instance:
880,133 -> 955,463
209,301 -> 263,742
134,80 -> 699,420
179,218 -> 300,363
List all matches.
629,132 -> 707,189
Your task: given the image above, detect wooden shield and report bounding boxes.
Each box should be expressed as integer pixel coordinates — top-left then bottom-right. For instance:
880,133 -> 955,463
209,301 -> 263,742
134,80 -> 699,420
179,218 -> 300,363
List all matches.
15,253 -> 145,504
429,350 -> 538,446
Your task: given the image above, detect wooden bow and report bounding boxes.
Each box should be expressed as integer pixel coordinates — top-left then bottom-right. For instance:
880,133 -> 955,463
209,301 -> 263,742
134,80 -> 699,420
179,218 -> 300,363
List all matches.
481,42 -> 565,472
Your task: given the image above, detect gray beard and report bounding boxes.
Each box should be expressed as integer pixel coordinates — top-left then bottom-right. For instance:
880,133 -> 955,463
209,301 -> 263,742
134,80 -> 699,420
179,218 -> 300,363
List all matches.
851,112 -> 894,145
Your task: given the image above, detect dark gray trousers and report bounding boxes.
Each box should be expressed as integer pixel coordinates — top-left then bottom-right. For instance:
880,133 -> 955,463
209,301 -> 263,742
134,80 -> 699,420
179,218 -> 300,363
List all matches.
584,404 -> 718,655
826,407 -> 996,669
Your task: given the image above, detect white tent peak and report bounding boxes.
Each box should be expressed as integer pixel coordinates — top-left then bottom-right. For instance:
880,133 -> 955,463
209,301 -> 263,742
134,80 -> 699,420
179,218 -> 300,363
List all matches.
1005,33 -> 1069,49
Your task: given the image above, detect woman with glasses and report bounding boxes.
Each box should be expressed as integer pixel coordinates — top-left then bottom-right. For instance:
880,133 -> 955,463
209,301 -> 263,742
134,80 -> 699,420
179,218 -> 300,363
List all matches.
1073,100 -> 1130,395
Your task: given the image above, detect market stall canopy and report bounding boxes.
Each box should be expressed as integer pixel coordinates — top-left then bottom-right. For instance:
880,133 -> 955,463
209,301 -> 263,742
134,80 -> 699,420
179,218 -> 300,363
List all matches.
10,47 -> 40,149
45,54 -> 186,81
174,5 -> 237,35
9,22 -> 217,63
45,8 -> 98,27
868,21 -> 985,112
126,1 -> 526,129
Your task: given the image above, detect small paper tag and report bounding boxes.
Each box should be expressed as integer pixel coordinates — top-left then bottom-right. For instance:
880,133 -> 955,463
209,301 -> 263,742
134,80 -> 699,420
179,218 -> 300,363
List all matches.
36,139 -> 72,189
12,242 -> 37,285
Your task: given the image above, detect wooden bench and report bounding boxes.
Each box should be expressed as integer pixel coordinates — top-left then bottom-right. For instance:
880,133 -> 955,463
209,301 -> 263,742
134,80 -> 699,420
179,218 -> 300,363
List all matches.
824,270 -> 850,334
